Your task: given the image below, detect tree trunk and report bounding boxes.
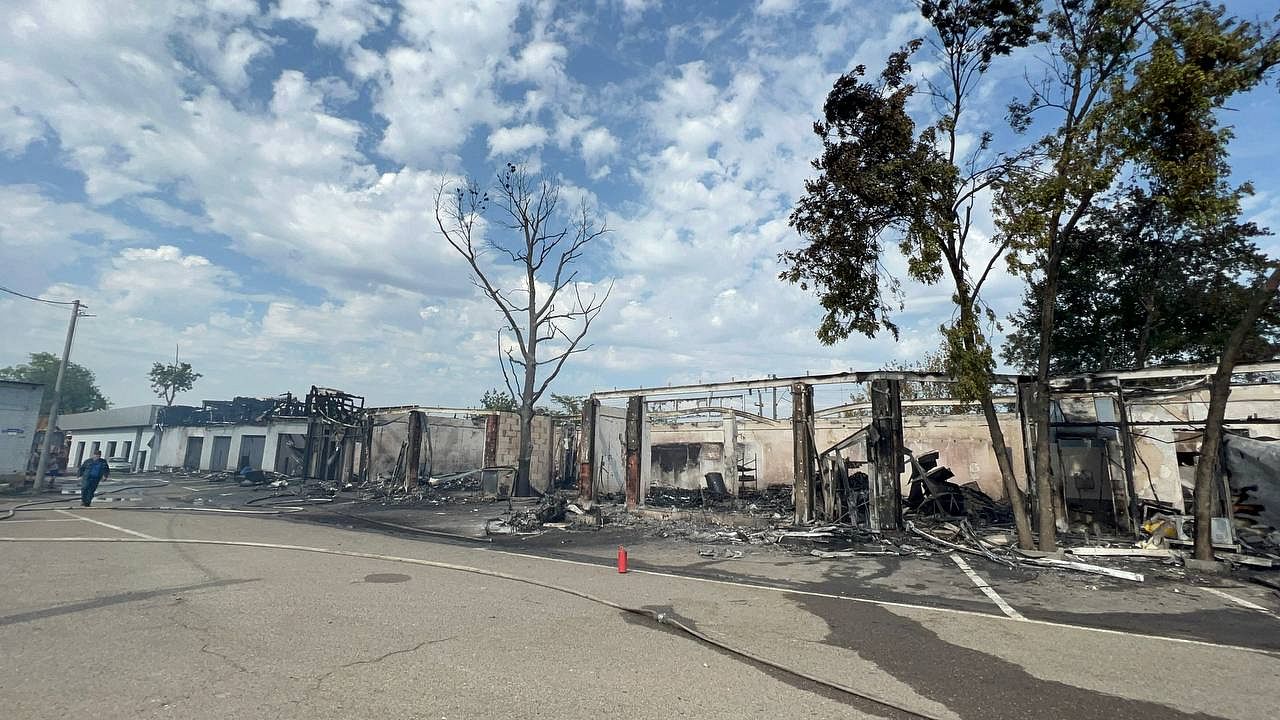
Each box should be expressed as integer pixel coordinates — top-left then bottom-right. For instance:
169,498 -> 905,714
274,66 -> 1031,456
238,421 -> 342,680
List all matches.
517,251 -> 538,498
1034,251 -> 1061,551
1135,292 -> 1157,370
954,292 -> 1036,550
516,404 -> 534,497
516,349 -> 537,496
1193,263 -> 1280,560
978,390 -> 1035,549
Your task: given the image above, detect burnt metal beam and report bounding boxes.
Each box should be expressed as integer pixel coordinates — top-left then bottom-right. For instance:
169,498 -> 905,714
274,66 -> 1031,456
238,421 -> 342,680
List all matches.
645,407 -> 785,425
593,369 -> 1030,401
591,360 -> 1280,402
815,396 -> 1018,417
1051,418 -> 1280,427
1049,360 -> 1280,388
367,405 -> 487,415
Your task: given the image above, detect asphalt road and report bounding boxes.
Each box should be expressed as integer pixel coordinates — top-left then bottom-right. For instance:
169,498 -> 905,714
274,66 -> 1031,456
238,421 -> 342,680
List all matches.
2,488 -> 1279,719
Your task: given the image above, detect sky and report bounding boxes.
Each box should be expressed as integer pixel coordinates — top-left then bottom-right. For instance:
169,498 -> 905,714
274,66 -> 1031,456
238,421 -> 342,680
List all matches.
2,0 -> 1278,411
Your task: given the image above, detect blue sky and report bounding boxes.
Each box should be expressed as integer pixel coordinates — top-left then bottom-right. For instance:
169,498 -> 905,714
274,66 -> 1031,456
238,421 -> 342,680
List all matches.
2,0 -> 1278,410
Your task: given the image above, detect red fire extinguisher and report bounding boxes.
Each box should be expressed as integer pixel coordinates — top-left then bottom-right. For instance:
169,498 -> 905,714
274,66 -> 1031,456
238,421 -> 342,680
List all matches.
617,545 -> 628,574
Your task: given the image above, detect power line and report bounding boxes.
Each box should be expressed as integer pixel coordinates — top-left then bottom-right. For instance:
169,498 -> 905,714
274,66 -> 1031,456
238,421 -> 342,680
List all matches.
0,284 -> 78,307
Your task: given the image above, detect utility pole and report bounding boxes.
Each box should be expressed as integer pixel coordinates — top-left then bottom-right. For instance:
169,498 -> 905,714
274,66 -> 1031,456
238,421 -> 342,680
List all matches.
33,299 -> 82,493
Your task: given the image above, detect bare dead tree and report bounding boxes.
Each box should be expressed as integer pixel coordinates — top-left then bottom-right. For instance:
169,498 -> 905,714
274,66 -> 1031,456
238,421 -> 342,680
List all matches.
435,163 -> 612,496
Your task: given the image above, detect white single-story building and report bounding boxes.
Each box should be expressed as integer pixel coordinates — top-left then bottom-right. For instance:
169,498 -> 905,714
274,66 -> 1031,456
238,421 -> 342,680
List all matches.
59,405 -> 162,472
151,420 -> 310,473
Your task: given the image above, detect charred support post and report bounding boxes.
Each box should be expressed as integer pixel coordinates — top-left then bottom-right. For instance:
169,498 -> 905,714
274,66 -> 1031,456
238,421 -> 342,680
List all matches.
722,410 -> 738,497
301,417 -> 320,483
1113,385 -> 1139,535
792,382 -> 815,524
360,418 -> 372,484
1017,380 -> 1039,522
625,396 -> 644,509
867,379 -> 903,532
341,433 -> 355,487
578,398 -> 598,505
483,414 -> 499,468
404,411 -> 423,493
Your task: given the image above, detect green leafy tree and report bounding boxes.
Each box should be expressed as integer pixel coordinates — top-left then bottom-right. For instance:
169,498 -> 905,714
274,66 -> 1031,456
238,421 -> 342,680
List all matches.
480,388 -> 518,412
782,0 -> 1040,545
847,344 -> 976,416
0,352 -> 109,415
1003,189 -> 1279,373
996,1 -> 1280,550
549,393 -> 584,416
148,361 -> 202,407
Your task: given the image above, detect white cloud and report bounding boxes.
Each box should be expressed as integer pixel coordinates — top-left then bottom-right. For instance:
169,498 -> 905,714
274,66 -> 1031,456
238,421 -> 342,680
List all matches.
0,185 -> 139,289
274,0 -> 391,48
512,39 -> 567,84
0,0 -> 1126,409
488,123 -> 550,156
580,126 -> 619,166
757,0 -> 800,15
620,0 -> 657,23
375,0 -> 522,164
95,245 -> 242,324
187,26 -> 273,91
0,105 -> 42,155
130,197 -> 211,231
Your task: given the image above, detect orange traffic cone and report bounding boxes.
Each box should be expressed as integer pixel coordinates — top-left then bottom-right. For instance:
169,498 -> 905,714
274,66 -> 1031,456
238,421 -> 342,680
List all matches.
617,545 -> 628,574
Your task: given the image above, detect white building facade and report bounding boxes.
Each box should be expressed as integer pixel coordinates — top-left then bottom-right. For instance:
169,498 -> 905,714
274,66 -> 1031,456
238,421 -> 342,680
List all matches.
151,420 -> 310,473
59,405 -> 162,472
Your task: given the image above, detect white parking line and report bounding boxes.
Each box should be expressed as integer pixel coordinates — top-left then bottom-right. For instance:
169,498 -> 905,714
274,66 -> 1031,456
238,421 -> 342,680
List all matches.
951,554 -> 1024,620
1202,587 -> 1279,618
0,518 -> 83,524
55,509 -> 156,539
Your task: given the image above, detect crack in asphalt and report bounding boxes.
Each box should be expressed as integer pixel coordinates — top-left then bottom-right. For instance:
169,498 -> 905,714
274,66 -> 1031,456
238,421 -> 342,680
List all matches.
311,635 -> 458,689
200,642 -> 251,675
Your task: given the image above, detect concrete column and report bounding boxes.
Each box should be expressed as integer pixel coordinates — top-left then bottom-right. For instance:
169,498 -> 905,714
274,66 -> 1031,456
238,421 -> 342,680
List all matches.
132,427 -> 144,470
405,411 -> 423,493
483,413 -> 499,467
577,399 -> 597,505
792,382 -> 814,524
360,419 -> 372,484
639,408 -> 652,502
868,379 -> 903,531
625,396 -> 643,509
722,410 -> 738,497
341,433 -> 356,486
